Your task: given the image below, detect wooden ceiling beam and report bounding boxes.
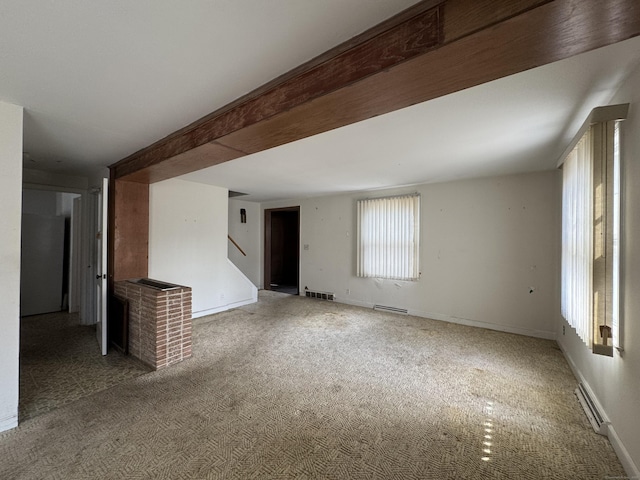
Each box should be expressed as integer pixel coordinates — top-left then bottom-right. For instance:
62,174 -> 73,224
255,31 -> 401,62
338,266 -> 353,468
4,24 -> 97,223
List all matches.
112,0 -> 640,183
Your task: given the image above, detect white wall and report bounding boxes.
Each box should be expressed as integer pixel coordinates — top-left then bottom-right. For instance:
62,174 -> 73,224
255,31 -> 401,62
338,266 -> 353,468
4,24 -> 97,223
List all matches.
22,167 -> 104,325
22,189 -> 57,216
263,170 -> 560,339
558,64 -> 640,476
228,198 -> 261,287
21,172 -> 101,325
149,179 -> 257,317
0,101 -> 23,432
56,192 -> 80,217
23,167 -> 89,191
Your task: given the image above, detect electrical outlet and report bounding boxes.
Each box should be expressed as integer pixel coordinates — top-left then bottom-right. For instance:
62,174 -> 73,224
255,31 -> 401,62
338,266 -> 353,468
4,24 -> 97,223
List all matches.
346,289 -> 350,295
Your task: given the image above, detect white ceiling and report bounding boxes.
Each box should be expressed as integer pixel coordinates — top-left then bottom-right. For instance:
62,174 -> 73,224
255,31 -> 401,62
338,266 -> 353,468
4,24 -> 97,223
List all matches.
2,2 -> 640,201
181,36 -> 640,202
1,0 -> 418,174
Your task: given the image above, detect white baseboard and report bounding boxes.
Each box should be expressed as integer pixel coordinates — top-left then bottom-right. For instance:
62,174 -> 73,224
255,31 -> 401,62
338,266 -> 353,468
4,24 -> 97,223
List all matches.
609,423 -> 640,479
558,342 -> 640,479
332,298 -> 556,339
0,412 -> 18,433
410,309 -> 557,340
192,295 -> 257,319
333,297 -> 373,309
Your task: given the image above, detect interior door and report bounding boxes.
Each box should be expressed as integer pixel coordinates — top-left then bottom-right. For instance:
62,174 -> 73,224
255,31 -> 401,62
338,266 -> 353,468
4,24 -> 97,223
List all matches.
95,178 -> 108,355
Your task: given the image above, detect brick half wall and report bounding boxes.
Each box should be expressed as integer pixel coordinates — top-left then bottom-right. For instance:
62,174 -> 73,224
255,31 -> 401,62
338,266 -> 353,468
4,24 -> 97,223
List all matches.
114,280 -> 192,369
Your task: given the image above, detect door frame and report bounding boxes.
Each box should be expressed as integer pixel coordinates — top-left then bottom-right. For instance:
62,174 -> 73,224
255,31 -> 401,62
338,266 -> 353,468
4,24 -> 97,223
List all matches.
21,184 -> 88,320
264,206 -> 300,293
95,177 -> 109,355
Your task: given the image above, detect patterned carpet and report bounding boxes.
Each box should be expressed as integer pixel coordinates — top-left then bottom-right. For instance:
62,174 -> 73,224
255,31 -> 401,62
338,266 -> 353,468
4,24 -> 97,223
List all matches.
1,291 -> 625,479
19,312 -> 151,420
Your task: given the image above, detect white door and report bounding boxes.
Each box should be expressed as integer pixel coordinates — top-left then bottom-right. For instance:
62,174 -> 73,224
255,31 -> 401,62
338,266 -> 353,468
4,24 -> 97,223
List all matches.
96,178 -> 108,355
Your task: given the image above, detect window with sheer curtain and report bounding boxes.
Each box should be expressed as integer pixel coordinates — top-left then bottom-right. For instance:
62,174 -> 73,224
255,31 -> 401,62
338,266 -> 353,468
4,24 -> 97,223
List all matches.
560,105 -> 625,356
356,194 -> 420,281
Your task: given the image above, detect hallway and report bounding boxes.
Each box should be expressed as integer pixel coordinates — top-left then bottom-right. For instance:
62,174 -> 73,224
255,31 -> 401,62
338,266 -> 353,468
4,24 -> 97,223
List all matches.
20,312 -> 150,420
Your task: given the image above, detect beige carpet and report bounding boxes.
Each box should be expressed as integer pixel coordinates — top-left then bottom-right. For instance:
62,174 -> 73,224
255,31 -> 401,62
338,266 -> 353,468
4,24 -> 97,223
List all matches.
0,291 -> 625,479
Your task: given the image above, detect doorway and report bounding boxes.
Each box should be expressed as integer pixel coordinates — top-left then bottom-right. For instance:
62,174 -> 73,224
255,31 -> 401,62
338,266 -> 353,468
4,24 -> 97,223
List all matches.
18,184 -> 139,421
264,207 -> 300,295
20,189 -> 82,317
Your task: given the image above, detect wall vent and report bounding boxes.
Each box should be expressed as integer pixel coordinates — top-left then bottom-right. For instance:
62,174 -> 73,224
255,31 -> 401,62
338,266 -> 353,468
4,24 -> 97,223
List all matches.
305,290 -> 335,301
373,305 -> 408,315
575,383 -> 608,436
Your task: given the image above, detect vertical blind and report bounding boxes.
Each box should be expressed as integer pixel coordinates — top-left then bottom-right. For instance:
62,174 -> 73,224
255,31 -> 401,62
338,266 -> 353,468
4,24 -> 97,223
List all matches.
561,130 -> 593,345
357,194 -> 420,280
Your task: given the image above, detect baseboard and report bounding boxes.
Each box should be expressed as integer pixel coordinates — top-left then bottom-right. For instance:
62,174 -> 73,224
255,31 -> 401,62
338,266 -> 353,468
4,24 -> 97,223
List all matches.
333,297 -> 373,309
558,342 -> 640,479
410,309 -> 556,340
558,343 -> 609,425
332,298 -> 556,339
608,423 -> 640,479
0,412 -> 18,433
192,295 -> 257,319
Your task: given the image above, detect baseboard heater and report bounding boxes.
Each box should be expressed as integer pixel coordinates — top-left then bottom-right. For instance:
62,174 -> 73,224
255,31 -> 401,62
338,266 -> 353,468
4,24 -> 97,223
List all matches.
305,290 -> 334,301
373,305 -> 408,315
575,383 -> 608,436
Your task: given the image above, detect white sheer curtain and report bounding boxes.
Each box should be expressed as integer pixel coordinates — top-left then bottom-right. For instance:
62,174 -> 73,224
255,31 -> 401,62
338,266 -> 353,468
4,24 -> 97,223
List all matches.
561,130 -> 592,345
357,194 -> 420,281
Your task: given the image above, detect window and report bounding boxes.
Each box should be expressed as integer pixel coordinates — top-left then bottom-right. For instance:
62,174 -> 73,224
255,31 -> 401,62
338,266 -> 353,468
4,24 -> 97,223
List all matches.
560,104 -> 627,356
356,194 -> 420,280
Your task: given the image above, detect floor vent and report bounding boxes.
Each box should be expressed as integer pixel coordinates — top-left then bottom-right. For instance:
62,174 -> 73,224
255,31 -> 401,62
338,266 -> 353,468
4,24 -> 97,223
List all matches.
305,290 -> 335,301
575,383 -> 608,436
373,305 -> 408,315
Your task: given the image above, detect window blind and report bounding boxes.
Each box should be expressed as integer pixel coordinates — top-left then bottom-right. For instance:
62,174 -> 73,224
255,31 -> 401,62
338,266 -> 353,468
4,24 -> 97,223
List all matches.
561,130 -> 593,345
356,194 -> 420,281
561,116 -> 623,355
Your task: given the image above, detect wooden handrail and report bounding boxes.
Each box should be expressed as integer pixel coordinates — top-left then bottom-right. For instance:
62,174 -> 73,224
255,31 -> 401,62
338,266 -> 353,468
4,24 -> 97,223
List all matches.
228,235 -> 247,256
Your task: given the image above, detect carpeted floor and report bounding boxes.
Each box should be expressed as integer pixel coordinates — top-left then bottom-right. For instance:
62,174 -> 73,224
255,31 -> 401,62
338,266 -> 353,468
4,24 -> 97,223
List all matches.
1,291 -> 625,479
19,311 -> 152,421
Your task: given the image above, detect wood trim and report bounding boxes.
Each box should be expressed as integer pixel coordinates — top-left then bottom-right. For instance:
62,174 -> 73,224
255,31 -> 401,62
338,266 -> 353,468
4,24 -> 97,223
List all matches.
109,0 -> 640,300
112,2 -> 444,180
228,235 -> 247,257
110,179 -> 149,282
111,0 -> 640,183
114,0 -> 445,179
264,206 -> 300,292
120,142 -> 246,184
213,0 -> 640,158
264,209 -> 271,291
442,0 -> 552,43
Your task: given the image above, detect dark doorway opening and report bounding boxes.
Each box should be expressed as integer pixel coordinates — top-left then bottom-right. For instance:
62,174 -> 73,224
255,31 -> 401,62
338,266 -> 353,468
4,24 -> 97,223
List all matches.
264,207 -> 300,295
